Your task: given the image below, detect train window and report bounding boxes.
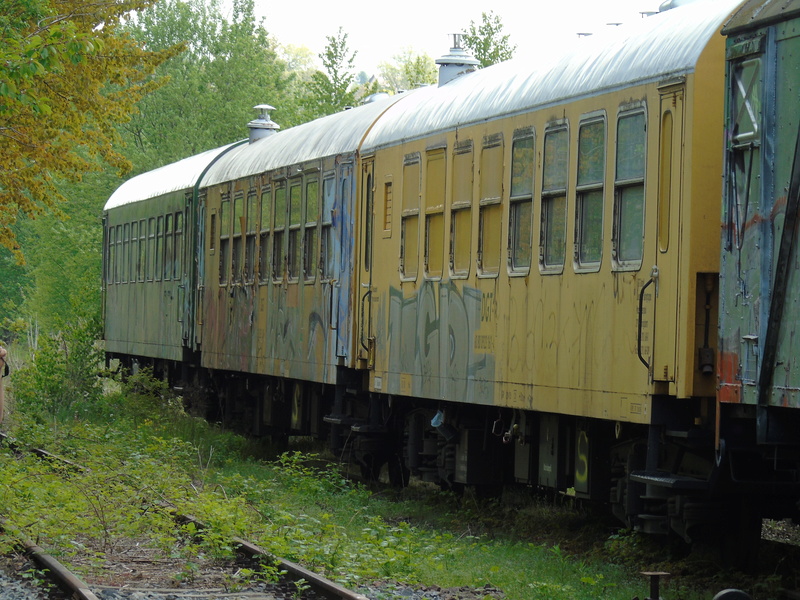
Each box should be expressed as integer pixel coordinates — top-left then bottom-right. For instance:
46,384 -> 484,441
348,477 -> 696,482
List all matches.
130,221 -> 138,284
450,142 -> 473,277
219,198 -> 230,284
128,221 -> 139,283
383,180 -> 393,234
115,225 -> 122,284
479,136 -> 503,276
658,111 -> 673,253
321,176 -> 335,280
231,195 -> 243,283
163,213 -> 173,281
155,215 -> 164,282
174,212 -> 183,280
727,57 -> 762,250
613,111 -> 646,268
273,185 -> 286,280
575,118 -> 605,270
364,169 -> 374,273
401,155 -> 421,280
122,223 -> 130,283
540,126 -> 568,272
259,187 -> 270,283
147,217 -> 155,282
245,192 -> 258,283
425,148 -> 446,279
305,178 -> 319,280
107,226 -> 115,285
288,179 -> 302,280
138,219 -> 146,282
509,132 -> 535,274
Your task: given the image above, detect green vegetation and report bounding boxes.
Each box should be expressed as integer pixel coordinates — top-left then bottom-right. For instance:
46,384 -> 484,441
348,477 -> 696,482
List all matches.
0,333 -> 750,599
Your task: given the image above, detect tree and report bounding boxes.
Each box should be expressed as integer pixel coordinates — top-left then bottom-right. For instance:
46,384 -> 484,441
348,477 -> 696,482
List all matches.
121,0 -> 294,172
0,0 -> 176,258
300,27 -> 358,120
378,48 -> 436,93
462,11 -> 516,68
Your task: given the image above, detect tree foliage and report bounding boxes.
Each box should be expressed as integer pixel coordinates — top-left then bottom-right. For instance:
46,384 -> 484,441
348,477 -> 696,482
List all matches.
0,0 -> 176,258
121,0 -> 294,172
462,11 -> 516,68
378,49 -> 436,93
300,27 -> 359,121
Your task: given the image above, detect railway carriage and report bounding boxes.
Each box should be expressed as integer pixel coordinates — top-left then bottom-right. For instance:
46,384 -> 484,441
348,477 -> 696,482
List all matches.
354,0 -> 746,542
102,0 -> 800,564
103,144 -> 239,377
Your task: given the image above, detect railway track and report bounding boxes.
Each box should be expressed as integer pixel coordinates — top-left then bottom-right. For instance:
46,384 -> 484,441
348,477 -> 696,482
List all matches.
0,432 -> 372,600
0,431 -> 781,599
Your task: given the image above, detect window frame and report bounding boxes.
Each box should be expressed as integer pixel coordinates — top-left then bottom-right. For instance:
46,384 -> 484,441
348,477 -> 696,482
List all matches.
400,153 -> 421,281
612,105 -> 647,271
477,133 -> 504,278
539,122 -> 569,274
508,128 -> 535,276
424,147 -> 446,280
574,113 -> 606,272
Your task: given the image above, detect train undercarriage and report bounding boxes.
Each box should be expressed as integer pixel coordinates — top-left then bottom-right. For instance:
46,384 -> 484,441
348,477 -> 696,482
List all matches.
110,353 -> 800,568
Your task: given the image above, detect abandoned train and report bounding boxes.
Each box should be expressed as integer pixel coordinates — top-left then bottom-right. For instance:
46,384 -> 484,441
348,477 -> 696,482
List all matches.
102,0 -> 800,559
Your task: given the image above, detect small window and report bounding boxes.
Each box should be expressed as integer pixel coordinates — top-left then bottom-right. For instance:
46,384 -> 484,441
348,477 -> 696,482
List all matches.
450,142 -> 473,277
219,198 -> 231,284
115,225 -> 122,284
425,148 -> 446,279
163,213 -> 173,280
122,223 -> 130,283
540,126 -> 568,272
509,131 -> 534,273
231,195 -> 244,282
321,176 -> 335,280
174,212 -> 183,280
383,180 -> 393,233
245,192 -> 259,283
614,111 -> 646,268
147,218 -> 156,282
155,215 -> 164,282
304,178 -> 319,280
107,225 -> 115,285
401,155 -> 421,279
288,179 -> 302,280
575,118 -> 605,269
130,221 -> 138,284
259,187 -> 271,283
273,185 -> 286,280
478,136 -> 503,276
138,219 -> 146,282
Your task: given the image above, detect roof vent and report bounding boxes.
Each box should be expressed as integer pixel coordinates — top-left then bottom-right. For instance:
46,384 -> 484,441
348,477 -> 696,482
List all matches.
248,104 -> 280,143
435,34 -> 480,86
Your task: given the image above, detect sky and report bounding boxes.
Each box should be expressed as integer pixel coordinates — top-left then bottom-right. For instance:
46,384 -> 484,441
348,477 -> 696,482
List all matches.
251,0 -> 666,76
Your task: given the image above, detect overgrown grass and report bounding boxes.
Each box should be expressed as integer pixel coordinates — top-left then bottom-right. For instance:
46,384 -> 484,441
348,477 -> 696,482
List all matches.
0,326 -> 758,599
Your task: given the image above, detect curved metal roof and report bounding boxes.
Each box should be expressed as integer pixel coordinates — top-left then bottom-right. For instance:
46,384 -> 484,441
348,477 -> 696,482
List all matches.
723,0 -> 800,34
104,143 -> 240,210
362,0 -> 743,151
202,92 -> 408,187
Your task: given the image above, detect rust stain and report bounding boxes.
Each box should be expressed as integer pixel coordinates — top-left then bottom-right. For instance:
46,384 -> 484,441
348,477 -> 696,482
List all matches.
718,350 -> 741,404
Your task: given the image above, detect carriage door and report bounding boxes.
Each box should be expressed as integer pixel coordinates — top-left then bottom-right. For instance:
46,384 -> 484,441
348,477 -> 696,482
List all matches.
357,158 -> 376,368
651,80 -> 685,384
333,160 -> 356,358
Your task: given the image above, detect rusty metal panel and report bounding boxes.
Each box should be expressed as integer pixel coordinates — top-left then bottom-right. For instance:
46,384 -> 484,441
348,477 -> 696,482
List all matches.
719,9 -> 800,408
723,0 -> 800,35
